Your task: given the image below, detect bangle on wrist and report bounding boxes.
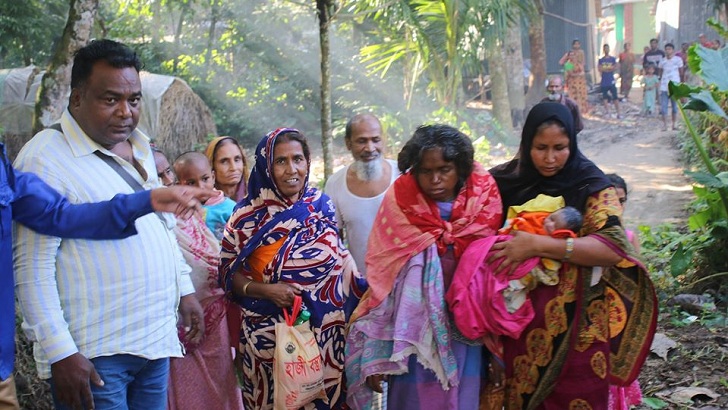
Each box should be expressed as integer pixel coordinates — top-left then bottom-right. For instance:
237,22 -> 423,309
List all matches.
242,280 -> 252,296
563,237 -> 575,261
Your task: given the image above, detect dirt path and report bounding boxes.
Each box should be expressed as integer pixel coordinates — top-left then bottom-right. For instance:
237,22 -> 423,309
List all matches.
577,94 -> 694,228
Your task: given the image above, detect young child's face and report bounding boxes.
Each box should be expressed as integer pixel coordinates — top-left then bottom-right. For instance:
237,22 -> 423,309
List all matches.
646,66 -> 655,75
176,158 -> 216,191
544,210 -> 567,234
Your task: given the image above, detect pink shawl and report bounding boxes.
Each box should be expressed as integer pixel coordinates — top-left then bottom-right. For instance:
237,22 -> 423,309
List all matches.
445,235 -> 539,341
352,162 -> 502,321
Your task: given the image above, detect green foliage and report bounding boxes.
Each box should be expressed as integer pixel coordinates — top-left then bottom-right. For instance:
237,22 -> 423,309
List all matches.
666,301 -> 726,329
654,214 -> 728,294
708,18 -> 728,39
670,83 -> 728,120
689,42 -> 728,90
1,0 -> 512,161
698,305 -> 728,328
642,397 -> 668,409
473,136 -> 490,166
349,0 -> 528,110
668,27 -> 728,292
0,0 -> 67,66
668,309 -> 698,327
637,221 -> 728,298
101,1 -> 333,143
639,224 -> 691,285
687,183 -> 728,230
670,242 -> 694,279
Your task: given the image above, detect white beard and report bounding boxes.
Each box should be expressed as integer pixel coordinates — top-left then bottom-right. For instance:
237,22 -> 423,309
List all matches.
351,157 -> 384,181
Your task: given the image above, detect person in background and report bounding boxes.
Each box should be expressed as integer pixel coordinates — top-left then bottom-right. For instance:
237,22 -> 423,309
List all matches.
13,39 -> 204,410
153,147 -> 177,186
699,33 -> 715,49
0,153 -> 210,410
640,46 -> 650,74
643,38 -> 665,76
675,42 -> 690,82
541,75 -> 584,134
599,44 -> 622,119
152,150 -> 244,410
570,39 -> 586,68
562,40 -> 589,115
174,151 -> 236,239
324,114 -> 398,275
619,42 -> 636,100
345,124 -> 503,410
523,59 -> 532,94
606,173 -> 643,409
489,102 -> 656,409
205,137 -> 249,202
658,43 -> 683,131
641,64 -> 659,116
606,174 -> 640,253
219,128 -> 366,409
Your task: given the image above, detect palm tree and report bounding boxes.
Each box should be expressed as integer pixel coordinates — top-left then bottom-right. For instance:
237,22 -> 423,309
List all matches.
349,0 -> 527,128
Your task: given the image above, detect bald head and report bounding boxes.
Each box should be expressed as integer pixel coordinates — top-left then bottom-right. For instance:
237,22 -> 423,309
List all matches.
345,114 -> 382,141
174,151 -> 209,169
173,151 -> 215,190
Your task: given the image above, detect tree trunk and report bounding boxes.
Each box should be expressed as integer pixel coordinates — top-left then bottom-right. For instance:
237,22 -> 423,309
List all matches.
317,0 -> 333,179
32,0 -> 98,136
21,36 -> 32,67
525,0 -> 547,109
485,42 -> 513,141
151,0 -> 162,45
169,1 -> 190,73
504,12 -> 525,127
206,0 -> 219,70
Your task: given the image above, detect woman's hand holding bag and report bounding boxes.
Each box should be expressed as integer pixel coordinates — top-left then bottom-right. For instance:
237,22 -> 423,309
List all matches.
273,295 -> 327,409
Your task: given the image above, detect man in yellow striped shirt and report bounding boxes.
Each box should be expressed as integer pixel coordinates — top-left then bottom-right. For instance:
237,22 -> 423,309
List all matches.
13,39 -> 204,410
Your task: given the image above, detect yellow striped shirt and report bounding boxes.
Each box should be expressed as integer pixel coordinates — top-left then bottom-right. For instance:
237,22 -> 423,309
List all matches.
12,110 -> 193,379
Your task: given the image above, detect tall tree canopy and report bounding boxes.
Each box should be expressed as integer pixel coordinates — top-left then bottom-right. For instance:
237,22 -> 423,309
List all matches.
2,0 -> 527,160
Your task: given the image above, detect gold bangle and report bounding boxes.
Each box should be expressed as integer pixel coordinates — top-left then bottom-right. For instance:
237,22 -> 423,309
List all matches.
242,280 -> 252,296
563,238 -> 575,261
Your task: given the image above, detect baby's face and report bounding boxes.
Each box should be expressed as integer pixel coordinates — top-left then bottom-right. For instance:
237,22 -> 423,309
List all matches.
177,159 -> 216,191
544,211 -> 567,234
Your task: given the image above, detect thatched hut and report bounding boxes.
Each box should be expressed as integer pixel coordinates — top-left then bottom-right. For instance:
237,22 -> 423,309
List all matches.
137,72 -> 217,161
0,68 -> 216,161
0,66 -> 43,160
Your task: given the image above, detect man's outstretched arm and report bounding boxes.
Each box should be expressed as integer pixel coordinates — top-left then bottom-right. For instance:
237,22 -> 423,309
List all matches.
11,169 -> 212,239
